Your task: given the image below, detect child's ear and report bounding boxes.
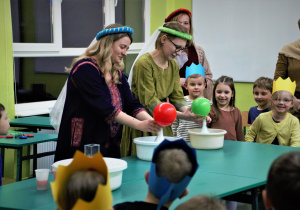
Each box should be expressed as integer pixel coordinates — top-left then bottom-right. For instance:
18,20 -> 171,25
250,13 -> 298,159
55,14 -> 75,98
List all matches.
144,171 -> 150,184
262,189 -> 273,209
183,83 -> 188,90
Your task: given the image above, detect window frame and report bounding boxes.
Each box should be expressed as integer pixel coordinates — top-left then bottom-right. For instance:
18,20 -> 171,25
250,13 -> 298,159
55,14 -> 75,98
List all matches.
13,0 -> 150,116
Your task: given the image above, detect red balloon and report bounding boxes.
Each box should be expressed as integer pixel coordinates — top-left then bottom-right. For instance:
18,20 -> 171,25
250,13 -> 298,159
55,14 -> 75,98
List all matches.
153,103 -> 177,126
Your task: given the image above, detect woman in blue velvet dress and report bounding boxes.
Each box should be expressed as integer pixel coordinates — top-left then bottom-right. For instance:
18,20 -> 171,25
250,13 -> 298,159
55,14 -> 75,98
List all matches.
54,24 -> 161,161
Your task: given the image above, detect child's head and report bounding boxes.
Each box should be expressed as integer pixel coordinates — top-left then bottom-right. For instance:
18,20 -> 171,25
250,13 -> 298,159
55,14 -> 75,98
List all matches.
175,195 -> 225,210
51,151 -> 113,210
0,103 -> 10,135
263,151 -> 300,210
147,139 -> 198,208
185,74 -> 206,99
212,76 -> 235,109
253,77 -> 273,109
156,148 -> 192,183
271,90 -> 295,115
59,170 -> 106,210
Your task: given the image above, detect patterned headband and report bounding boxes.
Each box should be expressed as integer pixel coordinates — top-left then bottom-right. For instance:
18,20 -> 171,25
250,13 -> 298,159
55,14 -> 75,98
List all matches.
158,27 -> 192,40
96,26 -> 134,41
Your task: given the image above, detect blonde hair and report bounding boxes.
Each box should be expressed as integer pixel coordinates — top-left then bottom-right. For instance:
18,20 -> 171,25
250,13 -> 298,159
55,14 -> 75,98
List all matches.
186,74 -> 205,84
66,23 -> 133,84
272,90 -> 296,112
156,148 -> 192,183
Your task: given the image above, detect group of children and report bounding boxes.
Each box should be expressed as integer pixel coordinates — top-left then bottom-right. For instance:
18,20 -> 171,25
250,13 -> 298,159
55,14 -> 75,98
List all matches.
52,139 -> 225,210
51,138 -> 300,210
172,63 -> 300,148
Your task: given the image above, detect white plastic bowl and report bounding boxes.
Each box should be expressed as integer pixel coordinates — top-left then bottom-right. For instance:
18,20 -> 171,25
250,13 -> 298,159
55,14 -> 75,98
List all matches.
51,157 -> 127,191
134,136 -> 179,161
188,128 -> 227,150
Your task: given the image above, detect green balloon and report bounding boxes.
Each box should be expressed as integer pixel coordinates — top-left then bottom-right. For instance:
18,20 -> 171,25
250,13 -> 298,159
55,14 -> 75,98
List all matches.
191,98 -> 211,117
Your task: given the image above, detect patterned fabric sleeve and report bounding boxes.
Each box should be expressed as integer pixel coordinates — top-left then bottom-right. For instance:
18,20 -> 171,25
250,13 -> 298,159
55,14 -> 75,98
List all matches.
119,72 -> 146,117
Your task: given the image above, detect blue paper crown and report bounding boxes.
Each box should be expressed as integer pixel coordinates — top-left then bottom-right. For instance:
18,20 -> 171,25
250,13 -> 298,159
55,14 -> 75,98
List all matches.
96,27 -> 134,41
185,63 -> 205,80
148,139 -> 198,209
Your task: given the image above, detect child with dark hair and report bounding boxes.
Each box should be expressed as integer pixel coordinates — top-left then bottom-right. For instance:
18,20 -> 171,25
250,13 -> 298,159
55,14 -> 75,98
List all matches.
114,139 -> 198,210
208,76 -> 244,142
245,78 -> 300,147
0,103 -> 11,186
263,151 -> 300,210
248,77 -> 273,124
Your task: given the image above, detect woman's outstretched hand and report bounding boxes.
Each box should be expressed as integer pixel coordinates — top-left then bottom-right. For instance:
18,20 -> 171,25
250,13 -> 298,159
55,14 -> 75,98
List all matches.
137,119 -> 162,133
178,106 -> 201,122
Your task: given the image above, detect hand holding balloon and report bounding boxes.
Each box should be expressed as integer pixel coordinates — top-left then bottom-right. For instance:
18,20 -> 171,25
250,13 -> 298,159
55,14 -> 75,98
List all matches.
191,98 -> 211,133
153,103 -> 177,126
191,98 -> 211,117
153,103 -> 177,142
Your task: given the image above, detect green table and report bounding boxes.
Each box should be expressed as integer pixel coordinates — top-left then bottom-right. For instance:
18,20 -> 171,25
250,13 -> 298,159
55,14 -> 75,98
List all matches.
10,116 -> 53,131
0,141 -> 299,209
0,131 -> 58,181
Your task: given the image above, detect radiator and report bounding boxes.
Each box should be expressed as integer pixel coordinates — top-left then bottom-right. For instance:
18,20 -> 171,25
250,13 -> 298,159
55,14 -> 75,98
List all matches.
37,129 -> 57,169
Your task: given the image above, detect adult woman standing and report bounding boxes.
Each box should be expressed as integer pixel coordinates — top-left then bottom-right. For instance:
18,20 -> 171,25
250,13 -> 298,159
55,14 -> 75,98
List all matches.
54,24 -> 161,161
165,8 -> 213,100
121,21 -> 200,156
274,19 -> 300,106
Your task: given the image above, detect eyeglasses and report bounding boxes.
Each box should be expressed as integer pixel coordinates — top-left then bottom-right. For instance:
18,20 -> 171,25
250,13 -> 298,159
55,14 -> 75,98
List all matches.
273,98 -> 292,103
168,38 -> 185,53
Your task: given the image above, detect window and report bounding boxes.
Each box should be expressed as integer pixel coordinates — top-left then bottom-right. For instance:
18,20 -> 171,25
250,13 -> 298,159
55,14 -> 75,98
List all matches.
11,0 -> 150,114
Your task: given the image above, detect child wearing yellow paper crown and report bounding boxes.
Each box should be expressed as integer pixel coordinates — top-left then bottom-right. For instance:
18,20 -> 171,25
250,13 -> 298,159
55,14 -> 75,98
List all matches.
245,77 -> 300,147
51,151 -> 113,210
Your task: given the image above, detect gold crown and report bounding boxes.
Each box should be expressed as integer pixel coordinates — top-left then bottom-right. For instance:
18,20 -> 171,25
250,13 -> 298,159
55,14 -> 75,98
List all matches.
272,77 -> 296,95
50,151 -> 113,210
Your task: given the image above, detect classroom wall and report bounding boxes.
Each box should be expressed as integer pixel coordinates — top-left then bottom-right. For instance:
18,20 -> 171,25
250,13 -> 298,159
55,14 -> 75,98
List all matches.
1,0 -> 256,181
150,0 -> 256,112
0,0 -> 17,180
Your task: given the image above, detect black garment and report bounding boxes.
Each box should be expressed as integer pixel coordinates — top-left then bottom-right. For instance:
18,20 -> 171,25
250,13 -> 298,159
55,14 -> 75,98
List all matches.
114,201 -> 169,210
271,118 -> 280,145
54,57 -> 145,161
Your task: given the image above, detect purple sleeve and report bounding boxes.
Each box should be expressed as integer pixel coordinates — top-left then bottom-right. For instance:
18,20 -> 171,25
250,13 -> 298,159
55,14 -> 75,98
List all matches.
119,72 -> 146,117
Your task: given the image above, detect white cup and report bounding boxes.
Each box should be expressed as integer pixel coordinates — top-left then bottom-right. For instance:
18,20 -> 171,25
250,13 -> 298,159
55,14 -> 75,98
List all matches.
84,144 -> 100,157
35,169 -> 50,190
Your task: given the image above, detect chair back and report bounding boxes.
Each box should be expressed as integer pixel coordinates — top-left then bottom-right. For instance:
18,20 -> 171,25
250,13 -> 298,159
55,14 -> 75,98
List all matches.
242,111 -> 251,135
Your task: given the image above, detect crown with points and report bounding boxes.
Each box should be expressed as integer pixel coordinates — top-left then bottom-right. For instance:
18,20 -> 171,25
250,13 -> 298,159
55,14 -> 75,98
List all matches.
185,63 -> 205,80
272,77 -> 296,95
51,151 -> 112,210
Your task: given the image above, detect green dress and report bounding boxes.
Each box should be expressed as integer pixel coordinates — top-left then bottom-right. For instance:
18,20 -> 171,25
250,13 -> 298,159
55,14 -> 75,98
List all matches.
121,53 -> 187,157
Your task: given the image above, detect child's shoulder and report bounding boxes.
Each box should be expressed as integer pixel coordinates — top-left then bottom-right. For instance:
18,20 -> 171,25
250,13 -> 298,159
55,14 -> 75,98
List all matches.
248,106 -> 258,112
286,112 -> 300,122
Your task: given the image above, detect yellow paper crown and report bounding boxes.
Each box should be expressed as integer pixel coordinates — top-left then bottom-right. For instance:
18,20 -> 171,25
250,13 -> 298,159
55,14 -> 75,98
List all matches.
50,151 -> 113,210
272,77 -> 296,95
